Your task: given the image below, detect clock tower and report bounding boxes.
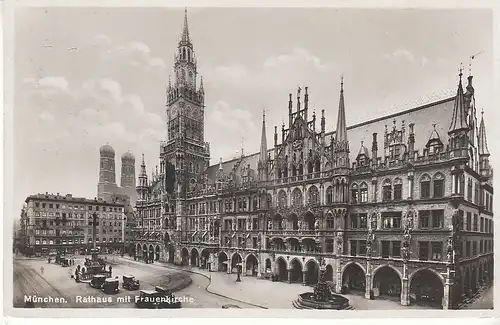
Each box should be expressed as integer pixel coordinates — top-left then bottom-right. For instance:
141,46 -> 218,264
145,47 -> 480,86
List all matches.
162,8 -> 209,201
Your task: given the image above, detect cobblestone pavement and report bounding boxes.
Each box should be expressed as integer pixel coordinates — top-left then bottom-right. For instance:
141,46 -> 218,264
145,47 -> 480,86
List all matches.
462,285 -> 494,310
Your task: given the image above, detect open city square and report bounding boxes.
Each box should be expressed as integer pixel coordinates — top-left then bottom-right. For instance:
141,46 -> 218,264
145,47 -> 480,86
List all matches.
11,7 -> 494,312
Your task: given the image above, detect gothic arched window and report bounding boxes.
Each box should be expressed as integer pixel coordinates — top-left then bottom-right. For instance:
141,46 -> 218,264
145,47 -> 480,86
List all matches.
278,190 -> 287,208
326,186 -> 333,204
308,186 -> 319,205
292,188 -> 303,207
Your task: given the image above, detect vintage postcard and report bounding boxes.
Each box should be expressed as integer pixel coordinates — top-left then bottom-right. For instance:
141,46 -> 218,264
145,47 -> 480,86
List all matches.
4,0 -> 498,319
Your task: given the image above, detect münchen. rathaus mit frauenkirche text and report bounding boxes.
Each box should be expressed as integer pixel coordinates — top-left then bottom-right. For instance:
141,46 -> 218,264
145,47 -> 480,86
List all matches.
47,9 -> 499,309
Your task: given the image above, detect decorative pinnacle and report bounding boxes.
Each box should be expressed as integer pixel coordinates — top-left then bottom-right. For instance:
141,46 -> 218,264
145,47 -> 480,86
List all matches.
340,74 -> 344,91
459,63 -> 463,79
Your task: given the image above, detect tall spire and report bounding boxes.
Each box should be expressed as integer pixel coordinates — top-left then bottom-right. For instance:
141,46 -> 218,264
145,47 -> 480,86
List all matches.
181,7 -> 190,43
449,66 -> 469,134
478,111 -> 490,156
335,74 -> 347,144
139,153 -> 147,177
259,108 -> 268,164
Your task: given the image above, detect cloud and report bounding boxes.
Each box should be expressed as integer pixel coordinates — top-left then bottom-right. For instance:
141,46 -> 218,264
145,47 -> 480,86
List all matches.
383,48 -> 416,64
263,48 -> 328,70
207,47 -> 333,91
38,76 -> 69,92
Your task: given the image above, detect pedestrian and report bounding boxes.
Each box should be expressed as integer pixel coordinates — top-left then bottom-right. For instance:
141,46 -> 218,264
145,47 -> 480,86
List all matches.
40,266 -> 44,274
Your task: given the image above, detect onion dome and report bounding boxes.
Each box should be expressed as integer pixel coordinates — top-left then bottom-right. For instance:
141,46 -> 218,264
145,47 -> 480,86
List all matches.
99,143 -> 115,156
121,151 -> 135,161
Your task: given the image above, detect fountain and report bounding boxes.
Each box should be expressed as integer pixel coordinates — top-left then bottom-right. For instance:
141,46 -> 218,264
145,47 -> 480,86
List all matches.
293,257 -> 352,310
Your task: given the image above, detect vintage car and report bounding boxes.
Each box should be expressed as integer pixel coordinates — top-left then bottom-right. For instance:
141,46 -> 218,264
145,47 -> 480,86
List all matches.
60,257 -> 69,267
90,274 -> 107,289
155,286 -> 181,309
135,287 -> 181,309
122,275 -> 140,290
102,278 -> 120,294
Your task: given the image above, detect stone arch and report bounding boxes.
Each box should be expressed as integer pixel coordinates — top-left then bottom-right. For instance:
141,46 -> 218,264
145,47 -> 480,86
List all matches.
164,232 -> 170,244
325,264 -> 334,282
181,247 -> 189,266
273,213 -> 284,230
419,173 -> 431,182
190,247 -> 200,267
245,254 -> 259,276
155,245 -> 160,261
409,268 -> 445,308
265,258 -> 272,272
372,265 -> 402,298
288,213 -> 299,230
292,188 -> 303,206
276,257 -> 288,281
342,262 -> 366,292
199,249 -> 210,269
218,251 -> 228,272
326,186 -> 333,204
136,243 -> 142,254
230,252 -> 243,272
289,258 -> 302,283
278,190 -> 287,208
303,211 -> 316,230
308,185 -> 319,205
304,259 -> 319,285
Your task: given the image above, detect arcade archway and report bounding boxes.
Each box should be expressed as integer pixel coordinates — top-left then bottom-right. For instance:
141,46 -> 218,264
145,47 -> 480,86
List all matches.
245,254 -> 259,276
231,253 -> 242,273
181,247 -> 189,266
409,269 -> 444,308
276,258 -> 287,281
201,249 -> 210,269
342,263 -> 366,292
289,258 -> 302,283
373,266 -> 401,298
155,245 -> 160,261
325,264 -> 334,282
190,248 -> 199,267
305,260 -> 319,285
218,252 -> 228,272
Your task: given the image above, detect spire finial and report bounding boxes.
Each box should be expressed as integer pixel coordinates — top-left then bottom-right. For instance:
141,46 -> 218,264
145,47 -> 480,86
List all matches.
340,74 -> 344,92
262,107 -> 266,120
181,7 -> 190,43
481,108 -> 484,116
459,63 -> 463,79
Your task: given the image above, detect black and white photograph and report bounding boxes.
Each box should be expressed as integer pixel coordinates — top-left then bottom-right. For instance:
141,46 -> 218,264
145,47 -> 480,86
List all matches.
5,2 -> 497,317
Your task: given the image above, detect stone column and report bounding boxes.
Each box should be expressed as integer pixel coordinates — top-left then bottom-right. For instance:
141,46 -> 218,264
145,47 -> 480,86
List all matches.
451,174 -> 456,194
400,263 -> 410,305
335,260 -> 343,293
365,260 -> 372,299
288,269 -> 292,283
211,253 -> 219,271
443,282 -> 452,310
302,270 -> 307,286
371,177 -> 378,203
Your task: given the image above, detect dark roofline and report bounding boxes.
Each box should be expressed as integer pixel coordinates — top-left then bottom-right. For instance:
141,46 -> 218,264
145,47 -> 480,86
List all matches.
208,96 -> 455,169
25,193 -> 125,206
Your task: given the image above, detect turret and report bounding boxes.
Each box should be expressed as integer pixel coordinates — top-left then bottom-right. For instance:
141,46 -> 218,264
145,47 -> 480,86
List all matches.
304,87 -> 309,122
371,133 -> 378,165
288,93 -> 293,127
333,75 -> 349,169
120,151 -> 135,188
448,69 -> 469,151
136,154 -> 148,201
258,110 -> 268,182
478,111 -> 491,178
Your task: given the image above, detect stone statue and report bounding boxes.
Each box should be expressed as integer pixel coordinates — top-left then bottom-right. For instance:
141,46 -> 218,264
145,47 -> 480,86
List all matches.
267,220 -> 272,230
281,219 -> 286,230
298,220 -> 303,230
370,212 -> 378,230
314,219 -> 320,230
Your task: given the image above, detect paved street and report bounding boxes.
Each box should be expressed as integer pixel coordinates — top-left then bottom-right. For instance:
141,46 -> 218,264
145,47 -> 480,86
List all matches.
14,255 -> 494,310
463,285 -> 494,310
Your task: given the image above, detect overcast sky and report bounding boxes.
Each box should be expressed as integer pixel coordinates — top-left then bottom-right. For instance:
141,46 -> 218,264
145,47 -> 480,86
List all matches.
13,7 -> 492,216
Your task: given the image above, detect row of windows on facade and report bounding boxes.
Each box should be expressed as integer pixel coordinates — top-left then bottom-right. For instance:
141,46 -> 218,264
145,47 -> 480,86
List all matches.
34,220 -> 86,227
87,228 -> 123,234
34,211 -> 124,220
33,202 -> 123,212
276,159 -> 321,179
345,239 -> 493,260
34,229 -> 84,236
198,209 -> 494,233
222,236 -> 259,249
34,238 -> 123,245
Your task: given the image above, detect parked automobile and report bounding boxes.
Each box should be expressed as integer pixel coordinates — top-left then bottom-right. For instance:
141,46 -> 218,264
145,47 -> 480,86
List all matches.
90,274 -> 106,289
102,278 -> 120,294
122,275 -> 140,290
